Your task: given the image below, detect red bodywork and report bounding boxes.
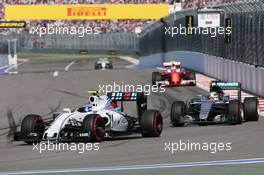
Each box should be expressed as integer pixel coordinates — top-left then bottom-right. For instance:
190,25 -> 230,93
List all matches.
159,64 -> 194,86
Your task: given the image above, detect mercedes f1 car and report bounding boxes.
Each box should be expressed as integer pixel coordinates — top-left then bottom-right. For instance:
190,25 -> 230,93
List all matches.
152,61 -> 196,86
14,91 -> 163,144
94,58 -> 113,70
170,81 -> 259,126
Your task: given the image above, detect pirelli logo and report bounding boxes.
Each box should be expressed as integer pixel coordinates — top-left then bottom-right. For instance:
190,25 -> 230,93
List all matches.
0,21 -> 26,28
67,7 -> 107,17
5,4 -> 168,20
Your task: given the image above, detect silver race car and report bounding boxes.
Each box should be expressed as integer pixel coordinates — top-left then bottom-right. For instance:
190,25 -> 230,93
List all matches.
94,58 -> 113,70
14,91 -> 163,144
170,81 -> 259,126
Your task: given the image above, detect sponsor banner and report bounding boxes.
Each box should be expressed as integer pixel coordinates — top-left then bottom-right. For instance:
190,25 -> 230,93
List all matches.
225,17 -> 232,44
185,15 -> 193,35
5,4 -> 169,20
0,21 -> 26,28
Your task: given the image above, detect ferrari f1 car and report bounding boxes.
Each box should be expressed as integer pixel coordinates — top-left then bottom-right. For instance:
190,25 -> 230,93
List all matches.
14,91 -> 163,144
94,58 -> 113,70
152,61 -> 196,86
170,81 -> 259,126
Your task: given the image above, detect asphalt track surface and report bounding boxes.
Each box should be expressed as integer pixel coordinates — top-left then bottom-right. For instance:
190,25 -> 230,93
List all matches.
0,56 -> 264,174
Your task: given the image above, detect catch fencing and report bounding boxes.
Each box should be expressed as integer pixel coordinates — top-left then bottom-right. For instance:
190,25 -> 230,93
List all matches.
139,1 -> 264,67
16,33 -> 139,53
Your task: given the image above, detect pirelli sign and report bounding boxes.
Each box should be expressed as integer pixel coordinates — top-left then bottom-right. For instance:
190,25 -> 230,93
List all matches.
67,7 -> 107,17
5,4 -> 169,20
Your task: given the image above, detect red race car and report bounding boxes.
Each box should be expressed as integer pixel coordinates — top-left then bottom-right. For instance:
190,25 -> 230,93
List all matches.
152,61 -> 196,86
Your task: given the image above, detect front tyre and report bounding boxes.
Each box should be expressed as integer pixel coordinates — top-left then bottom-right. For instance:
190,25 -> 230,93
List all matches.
108,61 -> 113,69
141,110 -> 163,137
152,72 -> 162,85
82,114 -> 105,142
21,114 -> 45,144
94,63 -> 99,70
171,101 -> 186,127
244,97 -> 259,121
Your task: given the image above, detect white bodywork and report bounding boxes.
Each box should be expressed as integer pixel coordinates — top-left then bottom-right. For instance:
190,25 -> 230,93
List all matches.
96,58 -> 111,70
43,95 -> 129,140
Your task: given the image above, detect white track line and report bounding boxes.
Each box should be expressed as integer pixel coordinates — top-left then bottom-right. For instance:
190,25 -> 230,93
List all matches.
119,56 -> 139,64
5,59 -> 29,74
64,61 -> 75,71
1,157 -> 264,175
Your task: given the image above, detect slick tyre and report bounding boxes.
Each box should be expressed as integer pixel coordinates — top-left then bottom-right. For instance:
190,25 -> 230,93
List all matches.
171,101 -> 186,127
152,72 -> 162,85
82,114 -> 105,142
244,97 -> 259,121
21,114 -> 45,144
94,63 -> 102,70
141,110 -> 163,137
108,61 -> 113,69
189,72 -> 196,86
228,100 -> 242,124
94,63 -> 98,70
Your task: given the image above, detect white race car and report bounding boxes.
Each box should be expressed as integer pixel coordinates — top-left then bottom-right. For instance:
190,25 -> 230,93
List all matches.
94,58 -> 113,70
14,91 -> 163,143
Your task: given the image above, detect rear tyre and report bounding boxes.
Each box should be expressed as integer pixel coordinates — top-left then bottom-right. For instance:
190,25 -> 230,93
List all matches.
188,72 -> 196,86
244,97 -> 259,121
171,101 -> 186,127
21,114 -> 45,144
152,72 -> 162,85
228,100 -> 242,124
141,110 -> 163,137
82,114 -> 105,142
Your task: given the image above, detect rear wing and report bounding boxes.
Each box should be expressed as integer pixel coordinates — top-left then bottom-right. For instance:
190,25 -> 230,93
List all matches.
210,81 -> 241,101
107,92 -> 147,117
107,92 -> 142,101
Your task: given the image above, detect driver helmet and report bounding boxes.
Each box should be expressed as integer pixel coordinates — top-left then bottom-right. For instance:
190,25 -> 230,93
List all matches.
210,86 -> 224,100
209,91 -> 220,100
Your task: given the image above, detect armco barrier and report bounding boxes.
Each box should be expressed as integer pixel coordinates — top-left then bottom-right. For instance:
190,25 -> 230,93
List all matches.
139,51 -> 264,97
0,54 -> 9,74
0,41 -> 9,74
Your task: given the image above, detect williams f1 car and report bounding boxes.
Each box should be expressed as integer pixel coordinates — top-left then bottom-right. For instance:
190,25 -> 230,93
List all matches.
14,91 -> 163,144
152,61 -> 196,86
170,81 -> 259,126
94,58 -> 113,70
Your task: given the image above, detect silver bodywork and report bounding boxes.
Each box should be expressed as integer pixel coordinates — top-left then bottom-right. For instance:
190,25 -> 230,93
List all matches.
184,94 -> 230,122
